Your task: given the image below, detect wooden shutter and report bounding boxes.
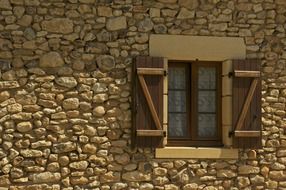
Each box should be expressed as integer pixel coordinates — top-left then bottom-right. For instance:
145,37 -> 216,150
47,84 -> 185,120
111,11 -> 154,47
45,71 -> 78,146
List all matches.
132,56 -> 167,148
232,60 -> 262,149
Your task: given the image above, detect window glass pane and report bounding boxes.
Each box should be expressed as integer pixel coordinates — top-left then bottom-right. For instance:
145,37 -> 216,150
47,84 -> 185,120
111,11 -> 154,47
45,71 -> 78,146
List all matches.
168,67 -> 186,89
198,91 -> 216,112
198,67 -> 216,89
168,91 -> 186,112
168,113 -> 187,137
198,114 -> 216,137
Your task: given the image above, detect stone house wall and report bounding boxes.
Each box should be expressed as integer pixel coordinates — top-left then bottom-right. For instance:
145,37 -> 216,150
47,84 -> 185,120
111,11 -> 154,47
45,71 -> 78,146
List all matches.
0,0 -> 285,189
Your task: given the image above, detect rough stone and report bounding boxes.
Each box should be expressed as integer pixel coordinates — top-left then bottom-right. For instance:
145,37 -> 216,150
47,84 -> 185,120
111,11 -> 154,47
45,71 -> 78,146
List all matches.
114,153 -> 130,165
217,169 -> 236,178
106,16 -> 127,31
238,166 -> 260,175
39,52 -> 64,68
178,0 -> 199,9
98,6 -> 112,17
16,122 -> 32,132
70,176 -> 89,185
23,27 -> 36,40
20,149 -> 42,157
7,103 -> 22,113
93,93 -> 108,103
24,0 -> 40,6
122,171 -> 151,182
100,172 -> 120,183
31,141 -> 52,148
55,77 -> 78,88
41,18 -> 73,34
2,70 -> 16,81
18,15 -> 33,26
29,172 -> 61,183
10,168 -> 24,179
138,18 -> 154,32
0,0 -> 12,10
96,55 -> 115,71
82,144 -> 97,154
0,81 -> 19,89
0,91 -> 10,103
52,142 -> 77,153
177,8 -> 195,19
0,175 -> 10,186
269,171 -> 286,181
93,106 -> 106,116
69,161 -> 89,170
59,156 -> 69,166
62,98 -> 79,110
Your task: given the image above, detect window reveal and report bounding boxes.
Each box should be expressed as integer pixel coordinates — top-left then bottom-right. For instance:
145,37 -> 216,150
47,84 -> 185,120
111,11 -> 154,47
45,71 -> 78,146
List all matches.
168,61 -> 222,147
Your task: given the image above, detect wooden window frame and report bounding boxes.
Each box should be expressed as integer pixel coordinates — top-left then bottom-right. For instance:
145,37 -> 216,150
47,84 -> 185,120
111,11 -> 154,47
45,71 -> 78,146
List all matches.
167,61 -> 222,147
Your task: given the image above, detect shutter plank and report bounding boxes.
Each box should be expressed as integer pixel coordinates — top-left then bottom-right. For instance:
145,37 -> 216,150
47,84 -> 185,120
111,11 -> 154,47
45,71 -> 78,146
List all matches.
235,130 -> 260,137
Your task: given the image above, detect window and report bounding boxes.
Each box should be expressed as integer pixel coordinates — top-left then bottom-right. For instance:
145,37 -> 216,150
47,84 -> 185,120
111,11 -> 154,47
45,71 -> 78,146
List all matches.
168,61 -> 222,147
132,56 -> 261,153
132,35 -> 262,159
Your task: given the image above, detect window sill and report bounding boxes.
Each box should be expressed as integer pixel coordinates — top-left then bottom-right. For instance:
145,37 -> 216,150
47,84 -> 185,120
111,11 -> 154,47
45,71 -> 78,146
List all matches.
155,147 -> 238,159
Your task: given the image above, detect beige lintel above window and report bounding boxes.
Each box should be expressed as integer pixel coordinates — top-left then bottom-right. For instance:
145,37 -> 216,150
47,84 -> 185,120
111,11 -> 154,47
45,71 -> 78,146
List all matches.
149,34 -> 246,61
156,147 -> 239,159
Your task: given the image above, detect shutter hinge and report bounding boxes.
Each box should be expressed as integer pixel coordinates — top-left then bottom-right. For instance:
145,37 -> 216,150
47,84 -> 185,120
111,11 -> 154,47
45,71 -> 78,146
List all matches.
228,72 -> 233,78
164,70 -> 168,76
163,131 -> 166,137
229,131 -> 234,137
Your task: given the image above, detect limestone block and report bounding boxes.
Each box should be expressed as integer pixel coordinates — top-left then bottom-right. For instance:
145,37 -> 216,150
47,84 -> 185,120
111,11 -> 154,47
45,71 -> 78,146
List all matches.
0,0 -> 12,10
41,18 -> 73,34
106,16 -> 127,31
16,122 -> 32,132
39,52 -> 64,68
29,172 -> 61,183
55,77 -> 78,88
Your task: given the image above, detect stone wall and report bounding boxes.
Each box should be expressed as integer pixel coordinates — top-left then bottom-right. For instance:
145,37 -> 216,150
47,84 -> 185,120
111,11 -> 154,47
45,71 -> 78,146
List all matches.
0,0 -> 285,189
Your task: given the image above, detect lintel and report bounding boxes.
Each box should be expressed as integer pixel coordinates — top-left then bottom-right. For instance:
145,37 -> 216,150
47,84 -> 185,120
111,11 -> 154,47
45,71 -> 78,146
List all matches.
149,34 -> 246,61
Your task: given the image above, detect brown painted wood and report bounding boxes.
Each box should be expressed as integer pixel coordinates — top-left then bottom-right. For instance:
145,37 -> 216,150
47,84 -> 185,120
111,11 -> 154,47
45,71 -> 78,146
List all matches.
138,75 -> 162,130
133,56 -> 165,148
137,68 -> 165,75
232,59 -> 262,149
234,70 -> 260,78
235,78 -> 258,131
136,130 -> 165,136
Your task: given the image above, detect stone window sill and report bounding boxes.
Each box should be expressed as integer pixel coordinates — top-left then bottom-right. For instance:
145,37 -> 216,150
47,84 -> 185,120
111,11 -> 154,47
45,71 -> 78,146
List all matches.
155,147 -> 238,159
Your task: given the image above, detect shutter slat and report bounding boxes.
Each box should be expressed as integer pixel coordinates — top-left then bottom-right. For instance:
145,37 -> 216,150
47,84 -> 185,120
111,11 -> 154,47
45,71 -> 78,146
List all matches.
232,59 -> 262,149
136,130 -> 165,137
234,70 -> 260,78
137,68 -> 165,75
235,130 -> 260,137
